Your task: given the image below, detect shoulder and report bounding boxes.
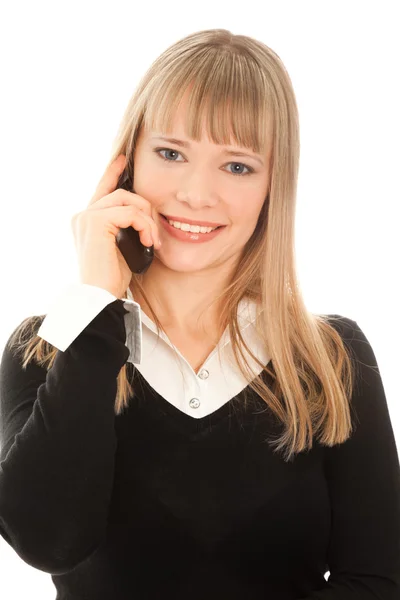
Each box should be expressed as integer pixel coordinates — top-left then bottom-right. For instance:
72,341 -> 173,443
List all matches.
323,313 -> 369,353
1,314 -> 48,383
323,313 -> 358,334
5,314 -> 46,350
325,313 -> 375,350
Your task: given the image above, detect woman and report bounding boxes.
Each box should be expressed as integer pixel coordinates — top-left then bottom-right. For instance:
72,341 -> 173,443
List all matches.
1,28 -> 399,599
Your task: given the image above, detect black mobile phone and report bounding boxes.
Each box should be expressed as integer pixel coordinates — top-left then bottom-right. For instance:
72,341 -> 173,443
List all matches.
115,168 -> 154,275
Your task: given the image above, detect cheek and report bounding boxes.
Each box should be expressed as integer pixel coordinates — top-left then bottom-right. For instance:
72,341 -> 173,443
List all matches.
230,205 -> 261,229
131,172 -> 163,212
132,158 -> 160,192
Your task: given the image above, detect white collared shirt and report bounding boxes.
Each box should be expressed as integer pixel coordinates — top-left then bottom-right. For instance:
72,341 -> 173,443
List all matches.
37,283 -> 271,419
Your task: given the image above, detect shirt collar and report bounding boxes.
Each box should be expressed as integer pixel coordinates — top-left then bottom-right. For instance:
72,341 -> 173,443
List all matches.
122,286 -> 270,419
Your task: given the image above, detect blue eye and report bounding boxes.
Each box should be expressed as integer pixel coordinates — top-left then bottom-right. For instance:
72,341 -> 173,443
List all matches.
154,148 -> 254,177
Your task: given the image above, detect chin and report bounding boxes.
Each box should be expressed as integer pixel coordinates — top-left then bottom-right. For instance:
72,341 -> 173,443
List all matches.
158,253 -> 216,273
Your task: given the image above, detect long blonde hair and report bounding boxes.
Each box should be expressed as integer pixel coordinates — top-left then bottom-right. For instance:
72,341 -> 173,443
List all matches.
6,29 -> 357,462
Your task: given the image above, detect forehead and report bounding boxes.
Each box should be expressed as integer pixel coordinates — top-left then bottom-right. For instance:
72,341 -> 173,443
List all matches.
144,100 -> 230,144
139,83 -> 273,163
145,103 -> 270,159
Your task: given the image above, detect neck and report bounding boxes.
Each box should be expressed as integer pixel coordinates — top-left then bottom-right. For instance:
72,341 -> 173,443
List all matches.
130,256 -> 235,337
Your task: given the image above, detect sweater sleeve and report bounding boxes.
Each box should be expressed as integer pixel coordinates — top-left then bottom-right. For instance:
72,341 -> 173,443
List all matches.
0,298 -> 130,576
298,317 -> 400,599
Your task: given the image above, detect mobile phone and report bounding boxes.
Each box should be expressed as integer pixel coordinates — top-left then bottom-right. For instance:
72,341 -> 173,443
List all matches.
115,168 -> 154,274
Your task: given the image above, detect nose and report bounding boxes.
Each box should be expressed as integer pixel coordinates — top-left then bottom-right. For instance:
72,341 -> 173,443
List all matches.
176,170 -> 218,209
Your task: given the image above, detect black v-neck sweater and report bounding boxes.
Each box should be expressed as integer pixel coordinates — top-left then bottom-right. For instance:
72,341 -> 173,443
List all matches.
0,299 -> 399,599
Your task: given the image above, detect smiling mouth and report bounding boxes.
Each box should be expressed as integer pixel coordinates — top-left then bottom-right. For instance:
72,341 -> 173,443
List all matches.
160,214 -> 225,230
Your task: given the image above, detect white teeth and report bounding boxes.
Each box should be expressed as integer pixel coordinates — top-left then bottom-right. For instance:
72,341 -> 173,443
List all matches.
167,219 -> 217,233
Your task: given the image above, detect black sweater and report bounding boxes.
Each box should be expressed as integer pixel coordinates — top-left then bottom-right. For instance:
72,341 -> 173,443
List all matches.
0,283 -> 399,599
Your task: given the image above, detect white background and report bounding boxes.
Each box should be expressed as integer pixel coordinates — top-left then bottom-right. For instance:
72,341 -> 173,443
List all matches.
0,1 -> 399,597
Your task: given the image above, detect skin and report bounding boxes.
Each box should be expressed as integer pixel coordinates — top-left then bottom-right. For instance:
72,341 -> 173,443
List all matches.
129,94 -> 271,338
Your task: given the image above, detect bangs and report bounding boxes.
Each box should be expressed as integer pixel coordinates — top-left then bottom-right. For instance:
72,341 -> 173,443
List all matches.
142,50 -> 273,156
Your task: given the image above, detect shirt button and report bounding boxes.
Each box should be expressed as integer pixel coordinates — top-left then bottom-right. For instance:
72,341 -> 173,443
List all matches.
189,398 -> 200,409
198,369 -> 209,379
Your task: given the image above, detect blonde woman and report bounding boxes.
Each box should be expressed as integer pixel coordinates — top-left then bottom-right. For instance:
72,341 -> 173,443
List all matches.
1,29 -> 399,600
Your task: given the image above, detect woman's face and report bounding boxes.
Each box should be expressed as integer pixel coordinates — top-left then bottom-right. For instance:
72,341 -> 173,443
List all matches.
132,101 -> 271,274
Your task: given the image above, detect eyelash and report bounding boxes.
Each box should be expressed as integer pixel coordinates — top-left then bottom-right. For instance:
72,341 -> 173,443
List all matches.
153,147 -> 255,177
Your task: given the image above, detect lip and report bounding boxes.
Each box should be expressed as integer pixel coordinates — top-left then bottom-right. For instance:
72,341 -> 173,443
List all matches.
159,214 -> 226,243
161,214 -> 226,228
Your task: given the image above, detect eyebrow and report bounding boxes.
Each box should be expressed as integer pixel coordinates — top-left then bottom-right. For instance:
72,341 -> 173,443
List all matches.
150,136 -> 264,166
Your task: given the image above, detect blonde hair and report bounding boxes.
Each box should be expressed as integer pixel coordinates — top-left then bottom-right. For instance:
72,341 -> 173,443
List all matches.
6,29 -> 358,462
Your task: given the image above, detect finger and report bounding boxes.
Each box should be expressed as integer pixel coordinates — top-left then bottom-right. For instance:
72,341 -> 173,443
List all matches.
123,209 -> 160,248
86,188 -> 152,217
94,204 -> 160,247
89,154 -> 127,206
141,211 -> 161,246
120,209 -> 155,247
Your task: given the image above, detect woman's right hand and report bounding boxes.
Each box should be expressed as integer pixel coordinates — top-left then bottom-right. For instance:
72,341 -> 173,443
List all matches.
71,154 -> 162,300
